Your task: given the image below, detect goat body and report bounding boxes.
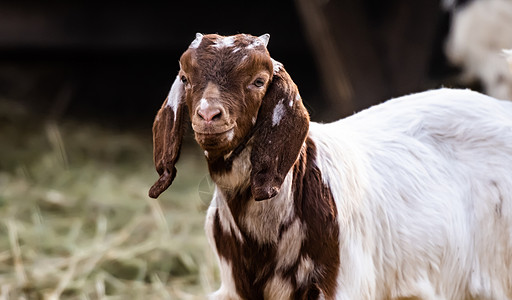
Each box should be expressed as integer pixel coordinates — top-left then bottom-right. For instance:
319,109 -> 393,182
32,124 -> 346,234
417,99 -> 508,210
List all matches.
150,33 -> 512,299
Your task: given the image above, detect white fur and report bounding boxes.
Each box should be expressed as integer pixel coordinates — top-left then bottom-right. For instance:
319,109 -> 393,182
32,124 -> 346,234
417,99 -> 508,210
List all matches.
242,172 -> 295,244
308,88 -> 512,299
226,130 -> 234,142
271,98 -> 286,127
212,146 -> 252,191
199,98 -> 209,110
263,276 -> 293,299
213,36 -> 236,49
275,218 -> 304,272
207,258 -> 240,300
271,58 -> 283,75
295,255 -> 315,286
291,93 -> 300,107
505,49 -> 512,71
166,76 -> 183,120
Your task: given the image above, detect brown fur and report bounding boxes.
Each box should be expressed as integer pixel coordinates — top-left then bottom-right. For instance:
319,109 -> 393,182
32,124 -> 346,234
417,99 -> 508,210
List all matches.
213,138 -> 340,299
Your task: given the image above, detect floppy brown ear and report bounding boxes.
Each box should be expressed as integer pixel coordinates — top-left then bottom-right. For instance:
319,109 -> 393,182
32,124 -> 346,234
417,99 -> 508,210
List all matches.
250,66 -> 310,201
149,76 -> 188,198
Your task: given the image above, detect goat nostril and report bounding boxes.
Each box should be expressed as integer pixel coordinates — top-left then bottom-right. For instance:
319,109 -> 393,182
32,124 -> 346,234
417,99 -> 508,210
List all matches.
211,111 -> 222,120
198,108 -> 222,122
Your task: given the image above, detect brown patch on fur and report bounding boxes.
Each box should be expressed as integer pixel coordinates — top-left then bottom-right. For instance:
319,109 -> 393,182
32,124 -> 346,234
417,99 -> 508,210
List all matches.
213,191 -> 277,300
291,138 -> 340,299
213,138 -> 340,300
250,68 -> 310,200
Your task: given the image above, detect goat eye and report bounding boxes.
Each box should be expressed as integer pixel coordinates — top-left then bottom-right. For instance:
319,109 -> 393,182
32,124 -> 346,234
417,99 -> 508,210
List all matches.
180,75 -> 188,84
253,78 -> 265,88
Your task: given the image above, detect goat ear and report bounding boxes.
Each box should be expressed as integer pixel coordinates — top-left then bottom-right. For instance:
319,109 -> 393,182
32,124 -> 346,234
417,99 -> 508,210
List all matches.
149,75 -> 188,198
250,66 -> 309,201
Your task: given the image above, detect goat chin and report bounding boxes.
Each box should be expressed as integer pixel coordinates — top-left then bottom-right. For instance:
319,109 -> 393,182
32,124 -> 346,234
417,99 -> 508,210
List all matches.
151,33 -> 512,300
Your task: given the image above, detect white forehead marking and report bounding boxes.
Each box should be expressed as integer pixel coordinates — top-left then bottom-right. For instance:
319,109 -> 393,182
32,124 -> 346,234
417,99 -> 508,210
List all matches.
272,99 -> 286,127
213,36 -> 236,48
204,150 -> 209,158
166,76 -> 184,120
271,58 -> 283,74
189,33 -> 203,49
252,116 -> 256,125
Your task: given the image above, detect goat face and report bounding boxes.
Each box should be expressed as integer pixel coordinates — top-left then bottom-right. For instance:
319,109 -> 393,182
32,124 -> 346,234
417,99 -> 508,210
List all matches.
179,34 -> 273,155
149,33 -> 309,201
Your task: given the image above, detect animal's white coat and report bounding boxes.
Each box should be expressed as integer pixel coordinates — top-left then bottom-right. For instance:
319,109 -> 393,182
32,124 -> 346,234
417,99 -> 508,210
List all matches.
308,88 -> 512,299
206,88 -> 512,299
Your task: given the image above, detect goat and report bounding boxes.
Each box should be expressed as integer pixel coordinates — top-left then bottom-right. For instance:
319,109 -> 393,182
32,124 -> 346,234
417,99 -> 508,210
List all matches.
149,33 -> 512,299
445,0 -> 512,100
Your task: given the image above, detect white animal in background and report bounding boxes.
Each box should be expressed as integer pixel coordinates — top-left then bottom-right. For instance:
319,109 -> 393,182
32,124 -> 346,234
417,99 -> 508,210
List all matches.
149,33 -> 512,299
506,49 -> 512,72
445,0 -> 512,100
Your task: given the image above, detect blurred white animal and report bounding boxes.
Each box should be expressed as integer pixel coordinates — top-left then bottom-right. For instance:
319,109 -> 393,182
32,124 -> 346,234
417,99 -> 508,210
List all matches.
505,49 -> 512,72
445,0 -> 512,100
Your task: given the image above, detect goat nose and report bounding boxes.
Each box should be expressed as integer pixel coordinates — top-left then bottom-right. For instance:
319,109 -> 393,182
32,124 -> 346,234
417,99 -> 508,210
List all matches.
197,102 -> 222,122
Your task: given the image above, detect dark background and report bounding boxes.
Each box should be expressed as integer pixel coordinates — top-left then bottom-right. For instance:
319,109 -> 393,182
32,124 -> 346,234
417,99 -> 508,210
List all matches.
0,0 -> 460,130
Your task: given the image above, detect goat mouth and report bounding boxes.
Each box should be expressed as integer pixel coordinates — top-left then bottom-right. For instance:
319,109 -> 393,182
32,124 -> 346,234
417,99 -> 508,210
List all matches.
193,126 -> 235,136
194,127 -> 236,151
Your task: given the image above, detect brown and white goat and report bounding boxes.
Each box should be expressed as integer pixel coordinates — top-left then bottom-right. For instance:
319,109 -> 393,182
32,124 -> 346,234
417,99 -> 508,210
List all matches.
149,33 -> 512,299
